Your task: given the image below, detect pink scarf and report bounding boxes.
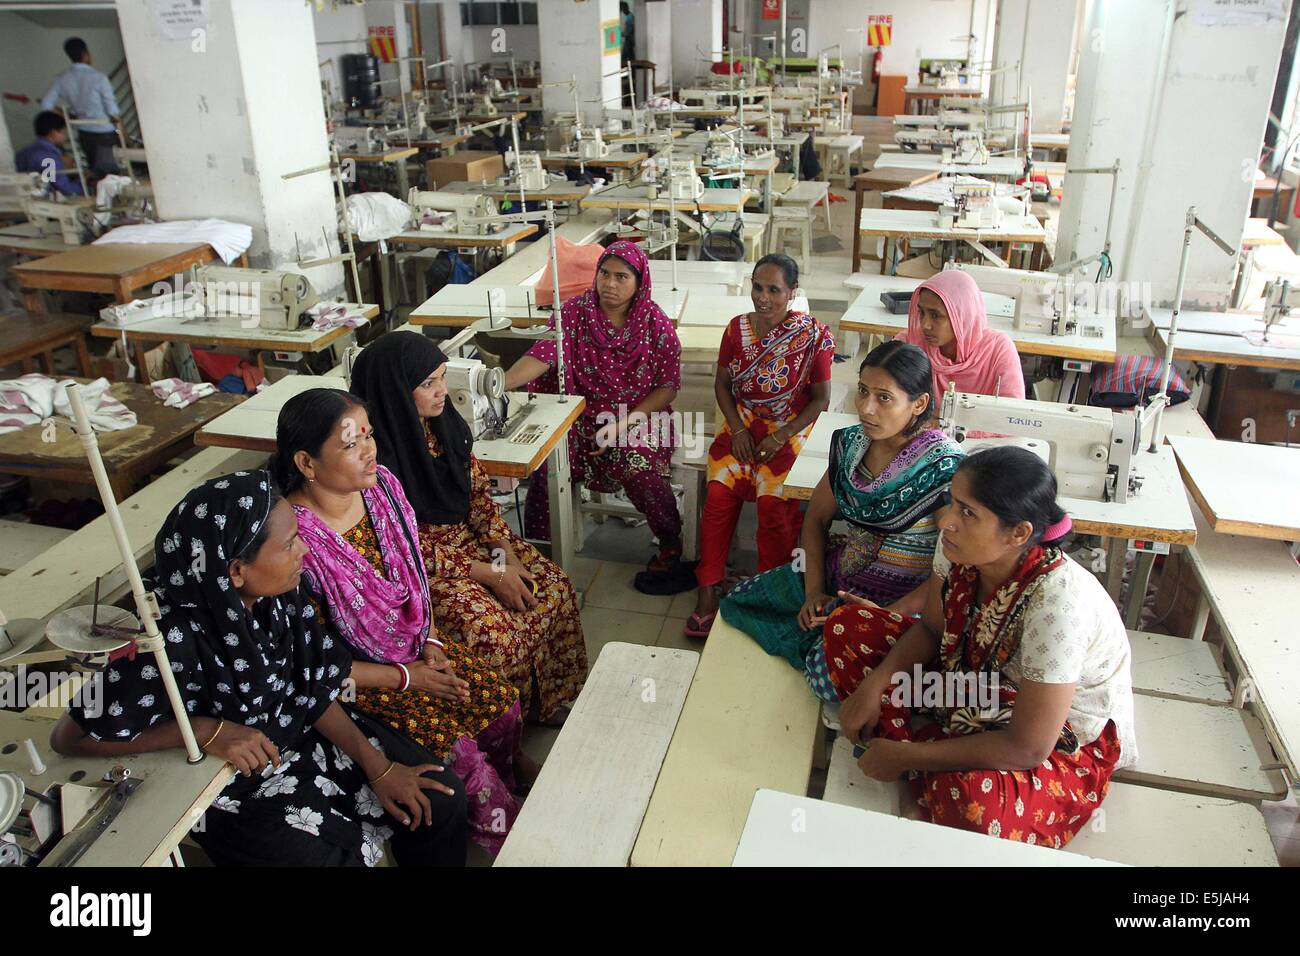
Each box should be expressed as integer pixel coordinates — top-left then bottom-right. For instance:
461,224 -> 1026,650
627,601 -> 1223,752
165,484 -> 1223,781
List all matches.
526,239 -> 681,417
294,465 -> 431,665
895,269 -> 1025,400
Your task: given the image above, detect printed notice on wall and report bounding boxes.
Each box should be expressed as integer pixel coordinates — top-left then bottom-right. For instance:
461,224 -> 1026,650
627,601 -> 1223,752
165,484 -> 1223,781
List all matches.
1194,0 -> 1287,26
153,0 -> 210,41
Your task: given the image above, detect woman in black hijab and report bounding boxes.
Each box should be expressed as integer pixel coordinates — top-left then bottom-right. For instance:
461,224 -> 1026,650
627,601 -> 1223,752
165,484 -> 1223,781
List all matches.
350,331 -> 587,724
50,470 -> 468,866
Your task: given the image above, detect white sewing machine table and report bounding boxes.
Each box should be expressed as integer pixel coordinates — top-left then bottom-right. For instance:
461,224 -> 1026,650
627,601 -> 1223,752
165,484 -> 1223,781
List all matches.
435,178 -> 593,205
841,276 -> 1118,400
1144,306 -> 1300,372
860,208 -> 1047,274
1169,435 -> 1300,542
89,305 -> 377,384
383,221 -> 540,250
580,184 -> 754,234
783,411 -> 1197,625
194,376 -> 587,573
732,789 -> 1119,867
0,710 -> 233,867
872,151 -> 1024,180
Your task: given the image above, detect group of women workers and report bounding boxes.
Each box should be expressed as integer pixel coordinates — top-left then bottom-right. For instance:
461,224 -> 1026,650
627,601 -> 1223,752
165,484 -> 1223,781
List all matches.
50,240 -> 1134,861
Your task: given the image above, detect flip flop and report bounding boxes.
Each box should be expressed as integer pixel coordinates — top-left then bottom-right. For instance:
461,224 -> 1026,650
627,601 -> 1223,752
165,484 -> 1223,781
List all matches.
683,610 -> 716,639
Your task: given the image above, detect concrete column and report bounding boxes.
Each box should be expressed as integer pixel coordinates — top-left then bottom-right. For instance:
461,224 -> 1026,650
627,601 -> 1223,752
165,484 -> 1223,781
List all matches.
1057,0 -> 1287,309
114,0 -> 343,295
670,0 -> 723,90
0,99 -> 13,174
991,0 -> 1078,132
538,0 -> 621,123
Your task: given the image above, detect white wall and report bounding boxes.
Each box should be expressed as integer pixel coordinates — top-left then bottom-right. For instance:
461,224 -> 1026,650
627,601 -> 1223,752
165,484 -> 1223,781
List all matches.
1058,0 -> 1288,308
538,0 -> 622,121
805,0 -> 996,85
0,12 -> 125,153
670,0 -> 723,88
991,0 -> 1077,131
312,2 -> 369,104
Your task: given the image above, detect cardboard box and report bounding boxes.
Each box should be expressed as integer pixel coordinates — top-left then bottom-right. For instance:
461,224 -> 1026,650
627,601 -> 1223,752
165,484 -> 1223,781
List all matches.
425,150 -> 505,188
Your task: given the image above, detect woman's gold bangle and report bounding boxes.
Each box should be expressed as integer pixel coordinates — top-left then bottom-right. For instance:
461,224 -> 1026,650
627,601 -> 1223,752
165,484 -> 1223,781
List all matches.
369,761 -> 396,785
201,718 -> 225,752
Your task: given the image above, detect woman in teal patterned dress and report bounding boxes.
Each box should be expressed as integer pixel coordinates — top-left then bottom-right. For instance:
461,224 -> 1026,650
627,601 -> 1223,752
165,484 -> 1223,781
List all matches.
722,341 -> 963,695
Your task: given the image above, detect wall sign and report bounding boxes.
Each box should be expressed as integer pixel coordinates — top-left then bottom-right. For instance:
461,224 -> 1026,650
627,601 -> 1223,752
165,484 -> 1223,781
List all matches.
867,15 -> 893,47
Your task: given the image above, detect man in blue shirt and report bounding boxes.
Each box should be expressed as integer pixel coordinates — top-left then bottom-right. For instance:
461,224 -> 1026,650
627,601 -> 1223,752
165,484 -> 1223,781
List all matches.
40,37 -> 122,175
14,111 -> 83,196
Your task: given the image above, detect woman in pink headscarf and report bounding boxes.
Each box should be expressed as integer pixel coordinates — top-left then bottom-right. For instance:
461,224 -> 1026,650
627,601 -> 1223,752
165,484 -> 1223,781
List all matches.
895,269 -> 1025,401
506,240 -> 685,571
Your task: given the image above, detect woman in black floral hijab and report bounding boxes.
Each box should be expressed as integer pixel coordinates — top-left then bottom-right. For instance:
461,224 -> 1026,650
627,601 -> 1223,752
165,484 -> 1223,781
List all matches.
50,470 -> 467,867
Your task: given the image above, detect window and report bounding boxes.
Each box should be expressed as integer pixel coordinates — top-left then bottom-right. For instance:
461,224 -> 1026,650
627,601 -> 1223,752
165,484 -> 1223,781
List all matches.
522,2 -> 537,25
499,1 -> 520,26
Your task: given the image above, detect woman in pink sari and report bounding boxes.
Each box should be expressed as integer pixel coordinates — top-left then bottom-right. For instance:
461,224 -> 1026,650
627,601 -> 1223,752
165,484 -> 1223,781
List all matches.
895,269 -> 1025,401
506,240 -> 685,571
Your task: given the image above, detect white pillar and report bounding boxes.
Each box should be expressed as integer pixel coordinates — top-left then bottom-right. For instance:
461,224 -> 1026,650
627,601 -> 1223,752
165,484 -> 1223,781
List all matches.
991,0 -> 1078,132
114,0 -> 343,295
0,99 -> 14,174
1057,0 -> 1287,309
538,0 -> 622,123
670,0 -> 722,91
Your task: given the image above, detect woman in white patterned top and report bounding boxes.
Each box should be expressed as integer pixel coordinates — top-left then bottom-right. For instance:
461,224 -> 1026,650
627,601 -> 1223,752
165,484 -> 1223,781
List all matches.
823,446 -> 1136,848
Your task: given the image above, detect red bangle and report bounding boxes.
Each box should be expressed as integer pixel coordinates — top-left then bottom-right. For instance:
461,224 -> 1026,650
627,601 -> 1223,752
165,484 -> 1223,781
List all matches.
394,662 -> 411,691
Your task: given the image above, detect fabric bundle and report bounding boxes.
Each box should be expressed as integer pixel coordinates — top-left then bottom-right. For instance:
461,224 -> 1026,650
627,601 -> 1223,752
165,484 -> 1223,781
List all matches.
0,374 -> 137,435
151,377 -> 216,409
93,218 -> 253,264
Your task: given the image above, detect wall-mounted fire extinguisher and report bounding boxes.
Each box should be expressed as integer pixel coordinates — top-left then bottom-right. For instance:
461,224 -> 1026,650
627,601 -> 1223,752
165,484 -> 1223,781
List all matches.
872,49 -> 883,82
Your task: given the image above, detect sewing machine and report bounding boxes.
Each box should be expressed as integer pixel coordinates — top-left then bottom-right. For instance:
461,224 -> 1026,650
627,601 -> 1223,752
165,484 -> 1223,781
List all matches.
191,265 -> 320,331
407,188 -> 500,235
948,263 -> 1107,338
940,385 -> 1147,503
21,197 -> 97,245
941,130 -> 991,166
643,156 -> 704,202
0,172 -> 44,214
333,124 -> 385,154
445,356 -> 509,439
472,93 -> 498,117
577,126 -> 610,161
1261,278 -> 1300,339
938,180 -> 1006,231
704,131 -> 742,168
511,152 -> 550,191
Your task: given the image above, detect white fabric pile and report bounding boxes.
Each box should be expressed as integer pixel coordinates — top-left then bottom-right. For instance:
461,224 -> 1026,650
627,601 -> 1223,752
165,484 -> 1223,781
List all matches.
151,377 -> 217,410
344,192 -> 414,241
0,375 -> 138,435
93,218 -> 253,264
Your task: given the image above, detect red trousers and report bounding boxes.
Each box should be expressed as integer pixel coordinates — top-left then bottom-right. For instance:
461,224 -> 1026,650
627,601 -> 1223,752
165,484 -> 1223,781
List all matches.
695,481 -> 803,588
823,603 -> 1123,848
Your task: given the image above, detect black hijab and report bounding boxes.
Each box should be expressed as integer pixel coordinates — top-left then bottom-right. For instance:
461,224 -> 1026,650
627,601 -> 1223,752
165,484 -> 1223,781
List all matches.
72,470 -> 349,750
350,330 -> 473,526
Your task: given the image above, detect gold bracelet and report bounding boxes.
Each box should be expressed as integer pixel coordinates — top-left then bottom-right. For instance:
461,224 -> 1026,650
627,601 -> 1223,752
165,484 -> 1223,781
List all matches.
368,761 -> 396,785
200,718 -> 225,752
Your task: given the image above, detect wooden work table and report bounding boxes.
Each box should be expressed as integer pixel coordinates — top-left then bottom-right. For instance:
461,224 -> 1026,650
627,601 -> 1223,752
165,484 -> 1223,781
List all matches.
13,242 -> 225,309
0,222 -> 79,259
0,380 -> 243,500
1169,435 -> 1300,542
0,312 -> 93,377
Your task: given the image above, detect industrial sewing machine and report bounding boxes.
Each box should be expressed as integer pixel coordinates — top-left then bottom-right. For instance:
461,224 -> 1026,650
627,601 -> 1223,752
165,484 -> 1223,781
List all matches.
407,188 -> 500,235
0,172 -> 43,214
576,126 -> 611,161
940,385 -> 1148,503
704,130 -> 743,168
949,262 -> 1108,338
191,264 -> 320,330
445,356 -> 510,439
643,155 -> 705,202
941,130 -> 991,166
471,92 -> 498,117
333,124 -> 385,154
939,180 -> 1003,230
21,197 -> 98,245
1261,278 -> 1300,340
510,152 -> 550,191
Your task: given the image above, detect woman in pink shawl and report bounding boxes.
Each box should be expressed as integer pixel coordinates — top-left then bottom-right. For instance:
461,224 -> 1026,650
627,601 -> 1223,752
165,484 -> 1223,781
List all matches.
895,269 -> 1025,401
506,240 -> 685,571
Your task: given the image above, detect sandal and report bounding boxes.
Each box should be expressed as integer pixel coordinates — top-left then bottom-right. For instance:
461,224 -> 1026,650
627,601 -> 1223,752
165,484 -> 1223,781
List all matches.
646,543 -> 684,573
683,610 -> 716,639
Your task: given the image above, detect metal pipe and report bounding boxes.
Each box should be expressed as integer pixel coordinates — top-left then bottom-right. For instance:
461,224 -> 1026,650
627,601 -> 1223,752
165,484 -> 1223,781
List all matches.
65,385 -> 202,764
